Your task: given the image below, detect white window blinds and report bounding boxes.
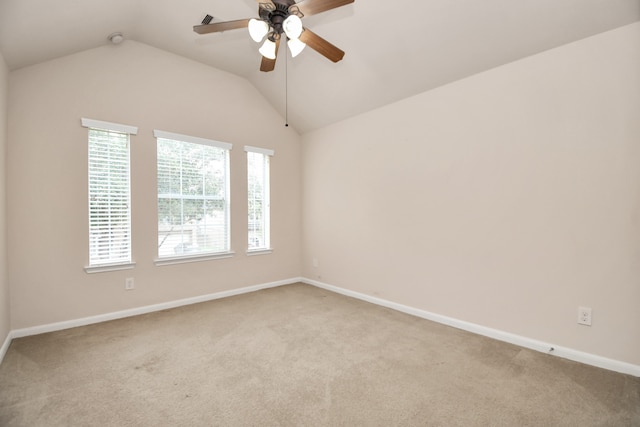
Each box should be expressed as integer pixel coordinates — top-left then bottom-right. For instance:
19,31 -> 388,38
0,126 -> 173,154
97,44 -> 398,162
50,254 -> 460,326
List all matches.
245,146 -> 273,251
155,130 -> 232,258
82,118 -> 137,268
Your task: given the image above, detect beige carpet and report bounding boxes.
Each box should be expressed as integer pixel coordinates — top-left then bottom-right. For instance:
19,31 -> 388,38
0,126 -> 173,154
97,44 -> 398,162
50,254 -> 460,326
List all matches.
0,283 -> 638,426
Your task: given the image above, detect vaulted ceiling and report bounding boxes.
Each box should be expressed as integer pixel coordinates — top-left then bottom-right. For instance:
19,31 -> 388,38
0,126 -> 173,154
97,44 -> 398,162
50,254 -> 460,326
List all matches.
1,0 -> 638,133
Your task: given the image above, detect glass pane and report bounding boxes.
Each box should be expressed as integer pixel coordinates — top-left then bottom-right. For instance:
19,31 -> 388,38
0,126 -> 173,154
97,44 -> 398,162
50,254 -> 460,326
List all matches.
247,151 -> 269,250
88,129 -> 131,265
157,137 -> 229,258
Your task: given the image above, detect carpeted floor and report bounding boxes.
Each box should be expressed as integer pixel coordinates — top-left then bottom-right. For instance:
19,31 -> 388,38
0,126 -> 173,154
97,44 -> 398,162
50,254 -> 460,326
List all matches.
0,283 -> 638,426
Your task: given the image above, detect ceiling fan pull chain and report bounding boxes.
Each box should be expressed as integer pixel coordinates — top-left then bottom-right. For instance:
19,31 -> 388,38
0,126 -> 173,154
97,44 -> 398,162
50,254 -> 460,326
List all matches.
285,49 -> 289,127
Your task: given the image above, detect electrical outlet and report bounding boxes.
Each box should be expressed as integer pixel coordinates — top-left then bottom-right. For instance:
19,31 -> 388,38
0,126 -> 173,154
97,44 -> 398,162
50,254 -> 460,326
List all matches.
578,306 -> 592,326
125,277 -> 135,291
312,258 -> 318,268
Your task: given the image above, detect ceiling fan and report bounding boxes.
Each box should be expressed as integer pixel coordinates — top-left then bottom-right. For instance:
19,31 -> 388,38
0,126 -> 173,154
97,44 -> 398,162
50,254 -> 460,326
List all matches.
194,0 -> 354,72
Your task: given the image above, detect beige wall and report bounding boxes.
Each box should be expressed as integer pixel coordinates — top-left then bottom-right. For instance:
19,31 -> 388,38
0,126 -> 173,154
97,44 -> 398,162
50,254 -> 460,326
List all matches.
0,52 -> 9,343
302,23 -> 640,366
4,23 -> 639,369
7,41 -> 301,329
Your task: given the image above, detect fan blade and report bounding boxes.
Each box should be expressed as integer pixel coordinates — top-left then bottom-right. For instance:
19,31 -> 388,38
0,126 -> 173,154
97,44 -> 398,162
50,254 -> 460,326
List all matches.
193,19 -> 250,35
295,0 -> 354,17
260,37 -> 281,72
298,28 -> 345,62
260,55 -> 276,72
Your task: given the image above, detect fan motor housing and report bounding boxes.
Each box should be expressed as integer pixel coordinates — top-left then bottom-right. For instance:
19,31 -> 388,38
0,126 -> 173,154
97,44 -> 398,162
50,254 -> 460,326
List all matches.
261,0 -> 298,35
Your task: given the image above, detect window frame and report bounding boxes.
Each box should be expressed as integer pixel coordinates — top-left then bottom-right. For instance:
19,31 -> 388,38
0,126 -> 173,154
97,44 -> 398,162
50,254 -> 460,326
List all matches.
82,118 -> 137,274
154,130 -> 234,266
245,145 -> 274,255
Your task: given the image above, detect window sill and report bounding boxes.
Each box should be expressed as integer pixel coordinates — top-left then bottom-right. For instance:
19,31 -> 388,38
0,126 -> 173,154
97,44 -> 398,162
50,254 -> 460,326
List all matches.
154,251 -> 235,266
84,262 -> 136,274
246,249 -> 273,256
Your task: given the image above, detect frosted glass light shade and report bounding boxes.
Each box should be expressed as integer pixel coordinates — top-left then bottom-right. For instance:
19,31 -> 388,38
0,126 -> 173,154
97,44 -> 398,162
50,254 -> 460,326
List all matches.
259,39 -> 277,59
288,37 -> 306,57
248,19 -> 269,42
283,15 -> 303,39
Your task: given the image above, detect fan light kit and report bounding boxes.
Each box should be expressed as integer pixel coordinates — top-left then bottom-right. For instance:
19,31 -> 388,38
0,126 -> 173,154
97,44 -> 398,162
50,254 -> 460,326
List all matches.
193,0 -> 354,72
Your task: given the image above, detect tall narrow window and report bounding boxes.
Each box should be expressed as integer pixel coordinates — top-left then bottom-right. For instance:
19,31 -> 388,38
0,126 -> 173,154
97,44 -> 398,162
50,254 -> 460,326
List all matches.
155,130 -> 232,260
245,146 -> 273,252
82,118 -> 137,271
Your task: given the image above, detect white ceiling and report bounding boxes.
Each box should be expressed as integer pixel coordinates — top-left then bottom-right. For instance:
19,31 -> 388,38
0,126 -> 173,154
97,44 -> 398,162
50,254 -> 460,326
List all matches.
1,0 -> 639,133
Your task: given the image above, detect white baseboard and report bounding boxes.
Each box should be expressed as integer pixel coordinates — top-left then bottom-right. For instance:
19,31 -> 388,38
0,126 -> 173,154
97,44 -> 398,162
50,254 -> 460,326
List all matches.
10,277 -> 302,340
4,276 -> 639,378
0,330 -> 12,365
302,277 -> 640,378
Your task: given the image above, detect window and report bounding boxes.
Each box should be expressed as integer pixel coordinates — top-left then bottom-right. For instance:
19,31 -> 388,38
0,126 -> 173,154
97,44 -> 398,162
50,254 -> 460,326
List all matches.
155,130 -> 232,261
82,118 -> 137,272
245,146 -> 273,252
